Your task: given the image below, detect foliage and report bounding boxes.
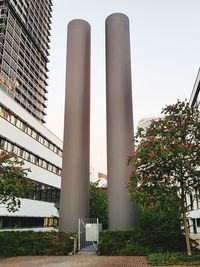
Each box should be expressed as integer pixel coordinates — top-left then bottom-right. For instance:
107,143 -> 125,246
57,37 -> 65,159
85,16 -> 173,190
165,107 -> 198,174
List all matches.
0,150 -> 34,212
128,101 -> 200,255
148,252 -> 200,266
89,181 -> 108,229
138,199 -> 180,232
0,231 -> 74,257
97,229 -> 185,256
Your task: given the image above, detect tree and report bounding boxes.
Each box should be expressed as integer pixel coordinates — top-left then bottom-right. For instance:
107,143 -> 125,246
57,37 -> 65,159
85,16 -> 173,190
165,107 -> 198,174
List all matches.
89,181 -> 108,229
0,150 -> 34,212
128,101 -> 200,256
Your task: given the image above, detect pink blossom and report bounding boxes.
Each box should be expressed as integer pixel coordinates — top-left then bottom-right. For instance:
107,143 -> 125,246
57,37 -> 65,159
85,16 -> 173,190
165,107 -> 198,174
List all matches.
149,151 -> 156,157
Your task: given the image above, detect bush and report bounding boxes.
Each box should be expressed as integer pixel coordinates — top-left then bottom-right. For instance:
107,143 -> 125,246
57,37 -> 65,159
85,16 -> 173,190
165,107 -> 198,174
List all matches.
148,252 -> 200,265
97,229 -> 185,256
0,231 -> 74,257
123,241 -> 151,256
97,229 -> 135,255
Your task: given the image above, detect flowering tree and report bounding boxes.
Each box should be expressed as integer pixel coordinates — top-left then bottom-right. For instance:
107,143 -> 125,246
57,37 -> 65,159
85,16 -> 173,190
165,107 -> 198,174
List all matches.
128,101 -> 200,256
0,150 -> 34,212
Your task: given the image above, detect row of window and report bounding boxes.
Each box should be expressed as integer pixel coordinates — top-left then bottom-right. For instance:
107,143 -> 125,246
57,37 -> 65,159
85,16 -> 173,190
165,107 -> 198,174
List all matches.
0,104 -> 63,157
0,137 -> 62,176
26,181 -> 60,204
0,216 -> 58,228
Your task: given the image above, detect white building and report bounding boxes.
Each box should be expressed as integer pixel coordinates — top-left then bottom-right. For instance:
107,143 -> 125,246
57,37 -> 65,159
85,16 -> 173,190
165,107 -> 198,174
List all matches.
187,68 -> 200,234
0,89 -> 62,230
0,0 -> 60,230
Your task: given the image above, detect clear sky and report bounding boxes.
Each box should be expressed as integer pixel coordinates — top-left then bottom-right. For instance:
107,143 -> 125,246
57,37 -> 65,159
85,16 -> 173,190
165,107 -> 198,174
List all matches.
46,0 -> 200,174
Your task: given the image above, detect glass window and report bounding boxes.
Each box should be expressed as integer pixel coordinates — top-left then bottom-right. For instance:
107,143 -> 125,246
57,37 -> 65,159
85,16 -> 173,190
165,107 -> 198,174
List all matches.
29,154 -> 35,163
44,218 -> 49,227
32,130 -> 37,139
13,146 -> 20,156
24,151 -> 30,160
58,149 -> 62,157
38,135 -> 44,144
24,125 -> 28,134
10,114 -> 15,124
39,158 -> 43,167
35,156 -> 39,165
47,164 -> 53,172
44,139 -> 49,147
52,166 -> 56,174
6,142 -> 12,151
16,118 -> 23,129
5,110 -> 12,122
0,106 -> 5,117
42,161 -> 47,169
27,127 -> 32,135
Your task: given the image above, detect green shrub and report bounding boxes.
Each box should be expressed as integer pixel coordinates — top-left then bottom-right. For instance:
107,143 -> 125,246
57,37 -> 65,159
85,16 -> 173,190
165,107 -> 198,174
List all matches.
97,229 -> 185,256
0,231 -> 74,257
122,241 -> 151,256
97,229 -> 135,255
148,252 -> 200,266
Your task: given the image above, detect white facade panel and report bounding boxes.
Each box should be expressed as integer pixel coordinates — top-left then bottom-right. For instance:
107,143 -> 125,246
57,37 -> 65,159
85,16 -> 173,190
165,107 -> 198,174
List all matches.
188,209 -> 200,219
23,161 -> 61,188
0,117 -> 62,167
0,199 -> 58,217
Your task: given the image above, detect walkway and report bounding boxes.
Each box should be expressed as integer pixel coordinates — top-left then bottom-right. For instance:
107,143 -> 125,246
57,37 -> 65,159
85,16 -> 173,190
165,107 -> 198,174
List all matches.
0,254 -> 152,267
0,254 -> 195,267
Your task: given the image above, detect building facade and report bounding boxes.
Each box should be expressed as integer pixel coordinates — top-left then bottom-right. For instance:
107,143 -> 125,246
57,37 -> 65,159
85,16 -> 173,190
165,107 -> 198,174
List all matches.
0,0 -> 62,230
0,0 -> 52,123
188,68 -> 200,234
0,89 -> 62,229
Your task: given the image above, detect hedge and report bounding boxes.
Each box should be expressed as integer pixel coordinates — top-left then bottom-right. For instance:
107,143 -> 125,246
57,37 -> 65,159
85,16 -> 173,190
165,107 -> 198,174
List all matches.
97,229 -> 185,256
148,252 -> 200,265
0,231 -> 74,257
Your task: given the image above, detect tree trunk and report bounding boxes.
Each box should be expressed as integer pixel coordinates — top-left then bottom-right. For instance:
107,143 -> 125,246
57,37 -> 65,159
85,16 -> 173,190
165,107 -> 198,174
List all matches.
182,206 -> 192,256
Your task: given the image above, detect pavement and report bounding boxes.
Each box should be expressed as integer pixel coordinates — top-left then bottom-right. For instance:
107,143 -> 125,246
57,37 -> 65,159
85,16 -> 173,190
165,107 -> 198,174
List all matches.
0,253 -> 196,267
0,253 -> 152,267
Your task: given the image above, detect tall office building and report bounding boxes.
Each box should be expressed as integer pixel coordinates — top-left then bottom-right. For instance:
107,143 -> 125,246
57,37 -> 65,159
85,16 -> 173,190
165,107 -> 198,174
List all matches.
0,0 -> 63,230
0,0 -> 52,122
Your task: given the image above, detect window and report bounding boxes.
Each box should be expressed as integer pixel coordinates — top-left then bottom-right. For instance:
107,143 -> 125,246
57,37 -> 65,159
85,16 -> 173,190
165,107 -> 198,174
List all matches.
32,130 -> 37,139
0,106 -> 5,117
16,118 -> 24,130
0,216 -> 57,229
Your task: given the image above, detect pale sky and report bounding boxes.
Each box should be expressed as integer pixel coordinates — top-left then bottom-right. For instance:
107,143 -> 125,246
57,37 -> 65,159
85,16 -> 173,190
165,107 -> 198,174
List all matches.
46,0 -> 200,174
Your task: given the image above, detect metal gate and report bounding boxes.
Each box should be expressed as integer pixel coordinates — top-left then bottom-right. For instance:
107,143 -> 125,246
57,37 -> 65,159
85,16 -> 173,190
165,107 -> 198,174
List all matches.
78,218 -> 99,251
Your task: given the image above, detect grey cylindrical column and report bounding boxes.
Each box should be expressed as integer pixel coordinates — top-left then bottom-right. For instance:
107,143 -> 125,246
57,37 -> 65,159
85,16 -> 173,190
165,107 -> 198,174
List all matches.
106,13 -> 137,229
59,19 -> 90,233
